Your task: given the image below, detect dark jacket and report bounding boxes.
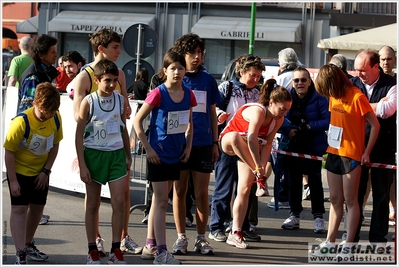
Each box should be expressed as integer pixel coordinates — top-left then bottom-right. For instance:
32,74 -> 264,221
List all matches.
128,80 -> 149,100
279,84 -> 330,156
350,69 -> 396,159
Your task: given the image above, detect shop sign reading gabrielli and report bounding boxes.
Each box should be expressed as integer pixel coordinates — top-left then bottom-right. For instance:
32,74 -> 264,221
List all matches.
220,31 -> 265,39
71,24 -> 124,34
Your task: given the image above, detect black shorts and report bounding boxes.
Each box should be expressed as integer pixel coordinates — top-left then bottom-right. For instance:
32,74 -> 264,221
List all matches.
325,153 -> 360,175
180,145 -> 214,173
147,161 -> 181,182
7,173 -> 49,206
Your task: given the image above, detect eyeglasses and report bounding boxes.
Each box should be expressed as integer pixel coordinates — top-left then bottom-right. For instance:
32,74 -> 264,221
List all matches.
293,78 -> 308,83
245,55 -> 260,62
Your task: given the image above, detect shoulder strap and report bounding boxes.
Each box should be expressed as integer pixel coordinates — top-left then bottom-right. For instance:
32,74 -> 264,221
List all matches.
13,112 -> 60,140
223,81 -> 233,111
15,113 -> 30,139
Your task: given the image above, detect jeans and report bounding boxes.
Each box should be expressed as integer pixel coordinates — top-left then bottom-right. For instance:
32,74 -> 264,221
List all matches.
209,150 -> 252,233
286,157 -> 325,217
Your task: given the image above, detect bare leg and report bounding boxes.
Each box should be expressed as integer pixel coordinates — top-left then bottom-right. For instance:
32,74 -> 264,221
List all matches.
343,166 -> 361,243
192,171 -> 211,235
325,170 -> 344,243
221,133 -> 257,170
232,162 -> 254,231
121,174 -> 131,239
108,178 -> 127,243
10,205 -> 28,251
152,181 -> 174,246
173,170 -> 189,235
85,182 -> 102,244
25,204 -> 45,244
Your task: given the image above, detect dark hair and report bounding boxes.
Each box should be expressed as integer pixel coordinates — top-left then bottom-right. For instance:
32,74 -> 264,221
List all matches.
314,64 -> 353,99
236,54 -> 265,78
163,50 -> 186,70
62,50 -> 86,66
259,78 -> 292,106
34,82 -> 60,113
93,59 -> 119,79
171,33 -> 205,56
355,49 -> 380,68
29,34 -> 58,63
135,68 -> 149,83
89,29 -> 121,56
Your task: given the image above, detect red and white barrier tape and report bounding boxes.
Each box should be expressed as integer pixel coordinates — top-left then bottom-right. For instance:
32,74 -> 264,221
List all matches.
273,149 -> 397,170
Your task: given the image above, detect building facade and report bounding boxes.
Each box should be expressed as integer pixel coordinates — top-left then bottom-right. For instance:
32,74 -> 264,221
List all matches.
9,2 -> 398,84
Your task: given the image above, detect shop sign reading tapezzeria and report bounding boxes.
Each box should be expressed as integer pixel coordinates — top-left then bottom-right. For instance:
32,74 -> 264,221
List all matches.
220,31 -> 265,39
71,24 -> 124,34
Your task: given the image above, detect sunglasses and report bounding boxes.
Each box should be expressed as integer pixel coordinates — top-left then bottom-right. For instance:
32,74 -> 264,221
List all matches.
293,78 -> 308,83
245,55 -> 260,62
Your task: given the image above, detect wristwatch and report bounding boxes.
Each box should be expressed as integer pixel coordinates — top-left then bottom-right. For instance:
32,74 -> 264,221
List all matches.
42,168 -> 52,176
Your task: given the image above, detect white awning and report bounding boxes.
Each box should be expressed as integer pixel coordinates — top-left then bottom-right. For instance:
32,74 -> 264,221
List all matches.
191,16 -> 302,43
16,16 -> 38,33
318,23 -> 397,51
48,11 -> 155,35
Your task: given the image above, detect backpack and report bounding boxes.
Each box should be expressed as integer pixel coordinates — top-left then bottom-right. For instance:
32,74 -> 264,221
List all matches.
217,81 -> 233,134
14,112 -> 60,141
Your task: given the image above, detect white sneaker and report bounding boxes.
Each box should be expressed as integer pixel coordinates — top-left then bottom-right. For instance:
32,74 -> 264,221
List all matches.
314,218 -> 325,233
267,198 -> 290,209
309,240 -> 335,256
186,217 -> 192,227
120,235 -> 143,254
255,177 -> 270,197
302,186 -> 310,200
281,215 -> 300,229
153,250 -> 181,265
171,236 -> 188,255
96,237 -> 106,257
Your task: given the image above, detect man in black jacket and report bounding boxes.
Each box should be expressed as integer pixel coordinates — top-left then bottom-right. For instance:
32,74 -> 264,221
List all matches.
351,49 -> 397,247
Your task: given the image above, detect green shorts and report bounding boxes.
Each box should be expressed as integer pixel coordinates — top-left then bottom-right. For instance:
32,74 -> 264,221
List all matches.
84,147 -> 127,185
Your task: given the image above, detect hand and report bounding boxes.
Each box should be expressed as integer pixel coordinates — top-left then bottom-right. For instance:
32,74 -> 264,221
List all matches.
9,180 -> 21,197
79,166 -> 92,184
288,128 -> 297,138
146,147 -> 161,165
34,172 -> 49,191
126,105 -> 132,119
180,148 -> 190,163
218,112 -> 231,124
360,152 -> 370,166
212,144 -> 220,163
126,156 -> 132,171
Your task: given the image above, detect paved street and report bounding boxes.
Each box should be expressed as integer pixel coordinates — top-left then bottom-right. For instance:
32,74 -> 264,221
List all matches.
2,169 -> 396,265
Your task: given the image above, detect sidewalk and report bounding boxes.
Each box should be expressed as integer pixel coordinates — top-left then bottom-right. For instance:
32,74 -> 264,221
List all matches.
1,169 -> 396,265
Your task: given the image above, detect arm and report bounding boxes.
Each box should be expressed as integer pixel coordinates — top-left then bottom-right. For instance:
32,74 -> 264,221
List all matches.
374,85 -> 397,119
361,111 -> 380,165
181,108 -> 193,163
8,76 -> 18,87
118,69 -> 132,119
133,102 -> 160,164
260,118 -> 284,171
73,71 -> 90,122
34,143 -> 60,191
246,107 -> 265,175
75,97 -> 91,184
121,97 -> 132,171
4,150 -> 20,197
210,103 -> 220,163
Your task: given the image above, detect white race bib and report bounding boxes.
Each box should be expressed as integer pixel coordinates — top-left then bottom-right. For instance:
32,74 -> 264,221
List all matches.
28,133 -> 53,155
167,110 -> 190,134
328,124 -> 343,149
93,120 -> 122,145
192,90 -> 206,113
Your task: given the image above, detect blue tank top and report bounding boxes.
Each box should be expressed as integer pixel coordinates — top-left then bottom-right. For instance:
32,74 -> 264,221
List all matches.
149,83 -> 192,164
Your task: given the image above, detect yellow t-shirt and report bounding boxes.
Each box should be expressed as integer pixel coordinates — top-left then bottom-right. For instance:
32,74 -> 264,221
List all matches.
84,65 -> 122,94
3,108 -> 63,176
327,86 -> 373,162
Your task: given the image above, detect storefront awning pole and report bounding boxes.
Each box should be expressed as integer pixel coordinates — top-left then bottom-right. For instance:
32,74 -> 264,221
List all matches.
249,2 -> 256,54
